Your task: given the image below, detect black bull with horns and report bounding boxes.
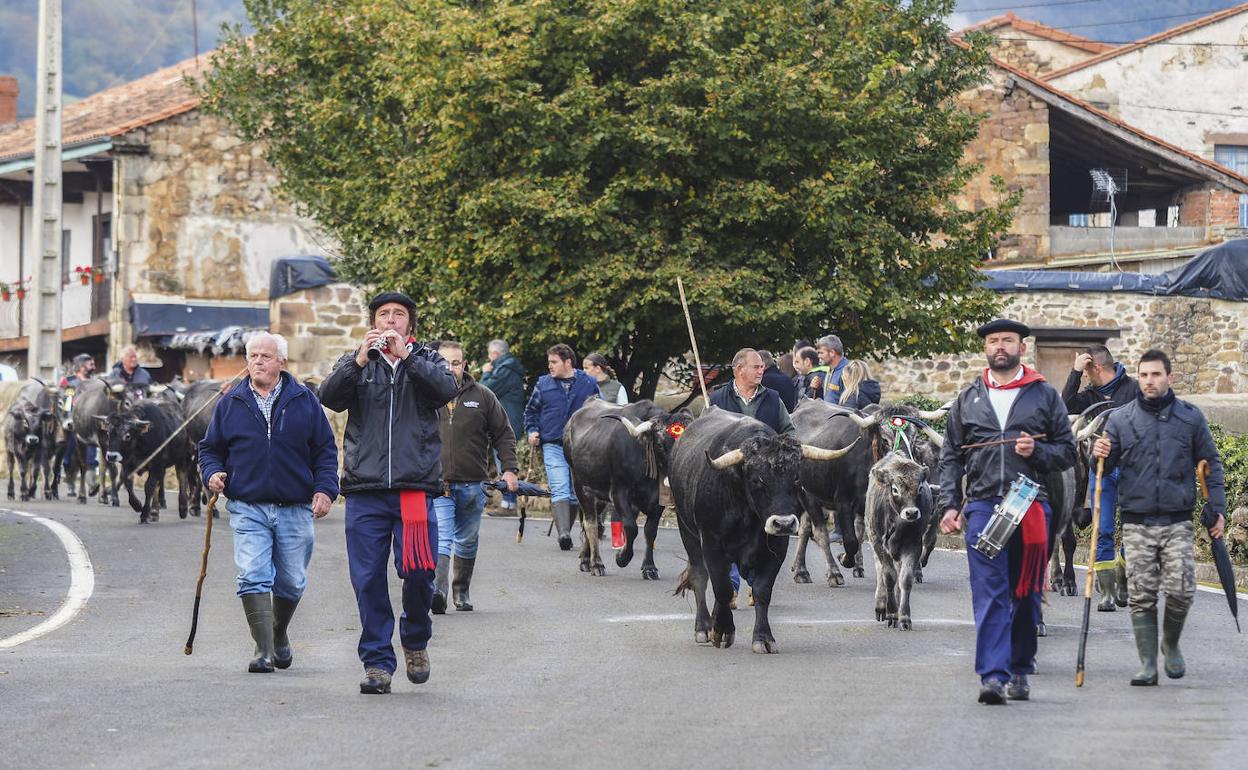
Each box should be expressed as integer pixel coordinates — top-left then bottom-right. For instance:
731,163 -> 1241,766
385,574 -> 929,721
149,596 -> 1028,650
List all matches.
670,407 -> 858,653
562,399 -> 693,579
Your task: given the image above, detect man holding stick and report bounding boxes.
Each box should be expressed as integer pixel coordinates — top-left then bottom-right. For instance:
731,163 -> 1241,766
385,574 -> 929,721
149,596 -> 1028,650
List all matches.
199,332 -> 339,673
938,319 -> 1075,705
1092,349 -> 1226,686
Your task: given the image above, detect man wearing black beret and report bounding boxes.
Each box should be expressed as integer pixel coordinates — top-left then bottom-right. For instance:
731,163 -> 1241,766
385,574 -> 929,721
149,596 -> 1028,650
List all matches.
319,290 -> 457,694
938,319 -> 1076,704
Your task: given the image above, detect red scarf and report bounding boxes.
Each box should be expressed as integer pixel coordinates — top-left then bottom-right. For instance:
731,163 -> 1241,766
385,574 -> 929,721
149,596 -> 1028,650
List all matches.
982,365 -> 1046,390
399,490 -> 436,572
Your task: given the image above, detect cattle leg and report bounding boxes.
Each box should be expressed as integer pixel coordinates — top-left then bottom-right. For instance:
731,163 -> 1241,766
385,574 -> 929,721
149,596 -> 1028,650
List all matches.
882,559 -> 899,627
74,443 -> 88,504
675,524 -> 712,644
578,491 -> 605,577
611,487 -> 642,571
20,457 -> 33,501
809,505 -> 845,587
108,460 -> 122,508
790,512 -> 813,584
640,507 -> 661,580
873,546 -> 891,622
896,551 -> 918,631
176,464 -> 189,519
748,542 -> 787,654
5,452 -> 14,500
703,548 -> 736,649
851,513 -> 867,579
124,467 -> 144,518
141,467 -> 164,524
188,452 -> 202,516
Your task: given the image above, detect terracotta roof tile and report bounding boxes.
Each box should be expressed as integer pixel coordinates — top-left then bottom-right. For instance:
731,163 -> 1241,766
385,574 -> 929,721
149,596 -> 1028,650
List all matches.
954,12 -> 1116,54
0,55 -> 205,162
1043,2 -> 1248,80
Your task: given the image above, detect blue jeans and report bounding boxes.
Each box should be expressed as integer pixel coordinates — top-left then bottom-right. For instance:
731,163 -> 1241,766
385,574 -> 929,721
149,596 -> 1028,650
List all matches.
1090,467 -> 1122,569
62,434 -> 98,469
964,499 -> 1050,685
541,443 -> 578,504
227,500 -> 315,599
433,482 -> 485,559
345,491 -> 438,674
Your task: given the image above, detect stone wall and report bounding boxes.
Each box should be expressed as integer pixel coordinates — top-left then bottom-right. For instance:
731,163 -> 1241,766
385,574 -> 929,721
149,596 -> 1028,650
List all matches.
957,69 -> 1051,262
872,291 -> 1248,399
985,34 -> 1096,78
270,282 -> 369,379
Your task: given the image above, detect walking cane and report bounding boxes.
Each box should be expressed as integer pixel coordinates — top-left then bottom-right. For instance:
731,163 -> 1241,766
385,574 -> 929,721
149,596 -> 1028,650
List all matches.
517,443 -> 534,543
184,492 -> 220,655
1075,453 -> 1106,687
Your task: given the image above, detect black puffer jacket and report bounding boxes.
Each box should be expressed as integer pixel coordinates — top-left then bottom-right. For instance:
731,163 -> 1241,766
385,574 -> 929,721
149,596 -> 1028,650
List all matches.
1104,395 -> 1226,525
1061,367 -> 1139,415
938,375 -> 1076,511
319,344 -> 457,495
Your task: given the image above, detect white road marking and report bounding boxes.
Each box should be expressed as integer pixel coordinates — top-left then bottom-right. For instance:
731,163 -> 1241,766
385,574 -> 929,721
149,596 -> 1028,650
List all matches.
0,509 -> 96,650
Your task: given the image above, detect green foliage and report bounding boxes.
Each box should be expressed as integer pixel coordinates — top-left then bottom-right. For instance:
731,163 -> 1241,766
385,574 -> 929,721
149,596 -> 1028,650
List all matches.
200,0 -> 1014,396
893,393 -> 948,433
1211,424 -> 1248,513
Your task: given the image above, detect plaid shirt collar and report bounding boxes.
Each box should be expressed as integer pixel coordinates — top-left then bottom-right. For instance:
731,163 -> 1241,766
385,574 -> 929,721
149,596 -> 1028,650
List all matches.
249,375 -> 285,435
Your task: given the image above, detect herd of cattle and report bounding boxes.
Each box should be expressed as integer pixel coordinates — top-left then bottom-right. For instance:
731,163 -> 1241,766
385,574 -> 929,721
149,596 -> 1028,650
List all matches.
3,376 -> 225,522
561,396 -> 1111,652
5,373 -> 1114,652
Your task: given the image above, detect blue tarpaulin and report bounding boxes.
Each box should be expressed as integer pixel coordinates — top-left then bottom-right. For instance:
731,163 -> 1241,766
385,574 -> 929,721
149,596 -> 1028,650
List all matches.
982,239 -> 1248,301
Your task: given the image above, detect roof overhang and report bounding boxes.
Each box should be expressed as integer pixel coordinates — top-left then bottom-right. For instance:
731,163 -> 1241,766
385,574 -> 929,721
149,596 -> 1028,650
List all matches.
0,139 -> 114,176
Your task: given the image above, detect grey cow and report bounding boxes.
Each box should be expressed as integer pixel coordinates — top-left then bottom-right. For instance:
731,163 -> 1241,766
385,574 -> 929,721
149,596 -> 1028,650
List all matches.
865,452 -> 930,630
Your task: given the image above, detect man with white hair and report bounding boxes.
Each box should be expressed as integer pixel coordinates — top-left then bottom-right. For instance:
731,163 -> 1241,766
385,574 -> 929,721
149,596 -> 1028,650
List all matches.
110,345 -> 153,387
200,331 -> 340,674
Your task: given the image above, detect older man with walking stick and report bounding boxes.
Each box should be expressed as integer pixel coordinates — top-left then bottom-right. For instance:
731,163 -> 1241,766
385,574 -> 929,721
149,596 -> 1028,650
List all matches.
199,332 -> 339,673
939,319 -> 1075,705
1092,349 -> 1226,686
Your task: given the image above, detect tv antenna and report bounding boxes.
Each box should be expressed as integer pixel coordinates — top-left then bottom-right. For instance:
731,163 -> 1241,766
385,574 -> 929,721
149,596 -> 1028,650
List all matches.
1090,168 -> 1128,271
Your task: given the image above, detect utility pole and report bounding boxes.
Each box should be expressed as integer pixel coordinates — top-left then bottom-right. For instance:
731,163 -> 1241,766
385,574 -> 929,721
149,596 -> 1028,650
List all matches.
28,0 -> 63,382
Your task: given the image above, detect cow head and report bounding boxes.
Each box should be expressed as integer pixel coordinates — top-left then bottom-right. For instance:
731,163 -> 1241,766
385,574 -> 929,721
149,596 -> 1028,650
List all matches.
8,404 -> 42,447
103,413 -> 151,464
870,452 -> 926,526
604,407 -> 696,479
706,434 -> 857,537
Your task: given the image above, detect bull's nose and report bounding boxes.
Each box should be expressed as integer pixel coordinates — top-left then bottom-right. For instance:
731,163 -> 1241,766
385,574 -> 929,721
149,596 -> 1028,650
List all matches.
25,436 -> 39,445
900,507 -> 921,523
106,452 -> 122,462
764,514 -> 800,537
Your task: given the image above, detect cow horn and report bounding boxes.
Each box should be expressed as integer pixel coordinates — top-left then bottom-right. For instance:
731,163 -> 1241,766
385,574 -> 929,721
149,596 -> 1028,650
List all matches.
602,414 -> 654,439
800,437 -> 859,461
920,425 -> 945,447
836,411 -> 880,430
706,448 -> 745,470
1076,412 -> 1111,443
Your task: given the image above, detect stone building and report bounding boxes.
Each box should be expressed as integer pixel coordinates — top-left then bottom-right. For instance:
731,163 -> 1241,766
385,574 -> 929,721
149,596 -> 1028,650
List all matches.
0,57 -> 331,379
953,12 -> 1116,77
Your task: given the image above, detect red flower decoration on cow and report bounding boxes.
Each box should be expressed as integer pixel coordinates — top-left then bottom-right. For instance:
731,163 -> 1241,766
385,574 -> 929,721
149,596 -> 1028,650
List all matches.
667,422 -> 686,440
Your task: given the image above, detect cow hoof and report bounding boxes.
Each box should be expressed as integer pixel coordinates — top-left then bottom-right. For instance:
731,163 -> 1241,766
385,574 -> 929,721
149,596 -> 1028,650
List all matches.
579,561 -> 591,573
710,630 -> 734,649
751,639 -> 779,654
179,509 -> 188,520
915,570 -> 924,585
615,551 -> 634,569
839,553 -> 855,568
852,567 -> 865,579
558,535 -> 573,551
886,615 -> 898,628
150,511 -> 160,522
590,564 -> 605,577
5,493 -> 12,501
899,618 -> 912,631
695,630 -> 710,645
792,569 -> 811,584
1063,584 -> 1077,597
190,509 -> 201,517
641,566 -> 659,580
826,572 -> 845,588
139,516 -> 149,524
111,499 -> 120,507
77,496 -> 86,505
875,608 -> 887,622
1036,622 -> 1047,638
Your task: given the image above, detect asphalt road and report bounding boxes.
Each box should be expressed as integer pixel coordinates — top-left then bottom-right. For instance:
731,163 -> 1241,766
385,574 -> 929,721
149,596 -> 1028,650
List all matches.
2,496 -> 1246,769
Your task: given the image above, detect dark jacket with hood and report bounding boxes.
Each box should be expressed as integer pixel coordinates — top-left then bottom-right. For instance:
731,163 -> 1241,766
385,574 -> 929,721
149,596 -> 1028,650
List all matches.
198,372 -> 340,504
938,369 -> 1076,510
1103,391 -> 1226,525
319,342 -> 458,495
438,372 -> 519,483
480,353 -> 526,439
1062,363 -> 1140,415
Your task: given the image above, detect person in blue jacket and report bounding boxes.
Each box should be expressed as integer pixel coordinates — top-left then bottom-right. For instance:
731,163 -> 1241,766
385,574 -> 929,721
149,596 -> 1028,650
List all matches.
199,332 -> 339,675
524,343 -> 600,551
818,335 -> 849,404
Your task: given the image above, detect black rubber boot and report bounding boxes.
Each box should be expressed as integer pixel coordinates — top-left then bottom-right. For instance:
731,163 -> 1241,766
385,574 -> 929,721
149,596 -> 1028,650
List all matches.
1095,569 -> 1117,612
1130,611 -> 1159,686
1161,601 -> 1189,680
432,554 -> 450,615
1114,561 -> 1129,607
452,556 -> 476,612
553,501 -> 574,551
241,593 -> 275,673
272,596 -> 299,670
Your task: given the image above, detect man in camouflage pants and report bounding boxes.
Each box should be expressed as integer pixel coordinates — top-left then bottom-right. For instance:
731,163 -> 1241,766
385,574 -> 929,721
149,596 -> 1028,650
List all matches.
1093,349 -> 1226,686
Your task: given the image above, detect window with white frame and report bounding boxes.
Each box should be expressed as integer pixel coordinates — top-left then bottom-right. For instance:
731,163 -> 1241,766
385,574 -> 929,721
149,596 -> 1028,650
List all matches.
1213,145 -> 1248,227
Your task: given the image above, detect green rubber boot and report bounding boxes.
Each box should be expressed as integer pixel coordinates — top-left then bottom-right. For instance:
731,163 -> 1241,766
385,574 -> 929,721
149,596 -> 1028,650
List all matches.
1114,560 -> 1129,607
272,596 -> 299,669
432,554 -> 450,615
1096,569 -> 1117,612
241,593 -> 275,673
1130,611 -> 1158,686
1161,602 -> 1189,680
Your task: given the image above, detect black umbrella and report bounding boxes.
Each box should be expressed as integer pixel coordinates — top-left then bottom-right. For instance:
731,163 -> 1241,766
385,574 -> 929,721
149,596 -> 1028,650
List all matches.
1199,460 -> 1239,633
486,478 -> 551,498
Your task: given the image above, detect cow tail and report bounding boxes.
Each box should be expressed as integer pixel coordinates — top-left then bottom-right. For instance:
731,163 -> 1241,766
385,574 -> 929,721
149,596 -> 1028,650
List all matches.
673,566 -> 693,597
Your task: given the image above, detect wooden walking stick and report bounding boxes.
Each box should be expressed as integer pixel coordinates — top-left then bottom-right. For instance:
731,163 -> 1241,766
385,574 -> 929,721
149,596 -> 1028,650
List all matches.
676,277 -> 711,412
184,492 -> 220,655
1075,453 -> 1106,687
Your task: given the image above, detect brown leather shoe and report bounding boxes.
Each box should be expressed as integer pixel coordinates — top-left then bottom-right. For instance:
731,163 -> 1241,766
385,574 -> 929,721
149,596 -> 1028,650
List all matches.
404,648 -> 430,684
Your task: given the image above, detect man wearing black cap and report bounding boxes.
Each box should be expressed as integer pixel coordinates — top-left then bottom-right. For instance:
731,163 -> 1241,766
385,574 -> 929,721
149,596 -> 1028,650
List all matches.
319,291 -> 457,694
938,319 -> 1075,705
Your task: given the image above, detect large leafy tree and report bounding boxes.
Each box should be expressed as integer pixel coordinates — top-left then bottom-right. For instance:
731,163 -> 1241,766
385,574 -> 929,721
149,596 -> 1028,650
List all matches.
201,0 -> 1011,397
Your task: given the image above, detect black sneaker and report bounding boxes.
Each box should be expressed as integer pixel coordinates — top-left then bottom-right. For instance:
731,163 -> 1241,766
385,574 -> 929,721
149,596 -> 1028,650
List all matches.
360,668 -> 392,694
978,679 -> 1007,705
1007,674 -> 1030,701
